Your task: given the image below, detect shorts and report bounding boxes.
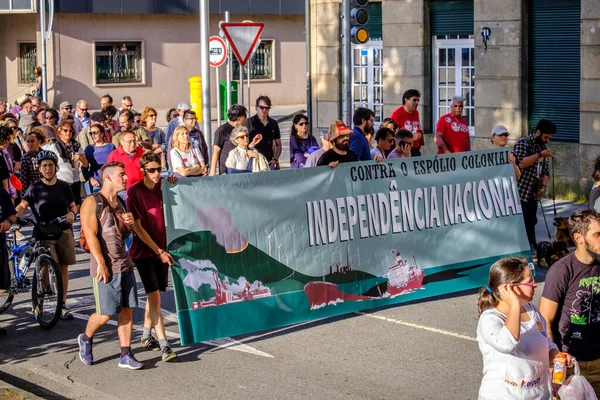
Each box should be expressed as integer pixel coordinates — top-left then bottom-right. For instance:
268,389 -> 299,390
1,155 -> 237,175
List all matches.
43,229 -> 76,266
134,258 -> 169,293
92,269 -> 138,316
70,182 -> 82,205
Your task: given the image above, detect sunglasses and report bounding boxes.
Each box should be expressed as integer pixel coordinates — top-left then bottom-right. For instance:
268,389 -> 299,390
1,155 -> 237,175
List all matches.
79,108 -> 88,112
90,130 -> 102,135
144,167 -> 161,174
236,135 -> 249,139
297,122 -> 309,126
257,105 -> 271,111
62,107 -> 73,111
515,279 -> 535,287
410,98 -> 420,102
45,115 -> 56,119
61,128 -> 75,134
387,139 -> 396,144
496,133 -> 509,137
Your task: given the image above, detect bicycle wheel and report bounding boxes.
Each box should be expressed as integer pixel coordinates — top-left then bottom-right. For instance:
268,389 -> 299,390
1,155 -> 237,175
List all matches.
0,244 -> 15,314
31,254 -> 63,329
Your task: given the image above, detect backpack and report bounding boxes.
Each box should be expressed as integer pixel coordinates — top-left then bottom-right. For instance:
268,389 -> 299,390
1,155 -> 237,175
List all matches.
79,193 -> 127,253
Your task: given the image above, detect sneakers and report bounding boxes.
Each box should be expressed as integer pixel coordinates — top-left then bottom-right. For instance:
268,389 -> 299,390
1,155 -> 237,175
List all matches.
77,334 -> 93,366
60,306 -> 74,320
161,345 -> 177,362
140,335 -> 160,351
118,353 -> 144,370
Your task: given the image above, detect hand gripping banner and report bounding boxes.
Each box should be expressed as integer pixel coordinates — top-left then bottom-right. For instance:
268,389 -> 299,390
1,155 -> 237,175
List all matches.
163,148 -> 532,345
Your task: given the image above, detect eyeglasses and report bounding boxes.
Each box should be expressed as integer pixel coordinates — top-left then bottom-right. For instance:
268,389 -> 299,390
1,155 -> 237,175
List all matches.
516,279 -> 535,287
298,122 -> 309,126
185,117 -> 197,121
79,108 -> 88,112
236,135 -> 249,139
90,130 -> 102,135
257,105 -> 271,111
144,167 -> 161,174
452,105 -> 464,109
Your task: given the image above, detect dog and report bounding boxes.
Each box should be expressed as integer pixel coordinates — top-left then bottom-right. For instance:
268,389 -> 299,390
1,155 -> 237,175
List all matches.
535,217 -> 574,269
553,217 -> 575,248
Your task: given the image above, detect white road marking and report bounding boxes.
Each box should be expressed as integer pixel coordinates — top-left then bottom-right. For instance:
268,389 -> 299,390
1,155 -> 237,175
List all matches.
356,311 -> 477,342
69,295 -> 274,359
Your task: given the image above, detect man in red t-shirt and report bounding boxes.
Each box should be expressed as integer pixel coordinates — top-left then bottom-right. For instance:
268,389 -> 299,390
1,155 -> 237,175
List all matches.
390,89 -> 423,156
434,96 -> 470,154
127,152 -> 178,362
107,130 -> 144,189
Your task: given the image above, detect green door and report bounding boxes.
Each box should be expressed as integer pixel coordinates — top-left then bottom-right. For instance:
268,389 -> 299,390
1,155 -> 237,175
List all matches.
528,0 -> 581,142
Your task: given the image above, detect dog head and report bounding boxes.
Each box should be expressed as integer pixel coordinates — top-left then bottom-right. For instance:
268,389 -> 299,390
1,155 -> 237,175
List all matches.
553,217 -> 569,229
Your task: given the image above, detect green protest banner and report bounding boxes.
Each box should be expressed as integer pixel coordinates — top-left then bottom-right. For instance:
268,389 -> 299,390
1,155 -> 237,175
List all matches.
163,148 -> 532,345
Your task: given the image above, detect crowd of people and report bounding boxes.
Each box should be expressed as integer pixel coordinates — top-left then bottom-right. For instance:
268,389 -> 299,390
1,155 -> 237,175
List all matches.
0,83 -> 599,393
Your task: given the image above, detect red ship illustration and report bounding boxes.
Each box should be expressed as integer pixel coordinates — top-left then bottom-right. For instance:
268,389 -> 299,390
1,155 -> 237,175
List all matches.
191,268 -> 272,310
384,251 -> 425,297
304,249 -> 425,310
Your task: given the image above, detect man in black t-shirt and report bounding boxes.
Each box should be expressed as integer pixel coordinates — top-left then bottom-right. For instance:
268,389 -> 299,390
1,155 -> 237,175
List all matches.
540,210 -> 600,396
15,151 -> 78,320
317,120 -> 358,168
210,105 -> 248,176
245,96 -> 281,169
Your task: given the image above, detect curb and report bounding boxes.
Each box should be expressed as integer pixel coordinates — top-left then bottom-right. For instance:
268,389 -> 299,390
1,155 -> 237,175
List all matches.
273,109 -> 307,123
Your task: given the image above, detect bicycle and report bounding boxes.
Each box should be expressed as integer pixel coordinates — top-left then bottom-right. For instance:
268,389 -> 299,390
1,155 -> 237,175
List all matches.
0,216 -> 64,329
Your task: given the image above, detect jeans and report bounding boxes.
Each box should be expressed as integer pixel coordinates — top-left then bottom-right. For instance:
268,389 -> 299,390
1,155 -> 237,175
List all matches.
521,199 -> 538,249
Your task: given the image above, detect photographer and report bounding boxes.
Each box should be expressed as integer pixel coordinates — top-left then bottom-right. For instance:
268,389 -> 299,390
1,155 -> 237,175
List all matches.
387,129 -> 414,159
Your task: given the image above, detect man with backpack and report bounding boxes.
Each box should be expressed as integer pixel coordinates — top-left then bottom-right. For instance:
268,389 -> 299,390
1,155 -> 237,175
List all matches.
77,161 -> 143,369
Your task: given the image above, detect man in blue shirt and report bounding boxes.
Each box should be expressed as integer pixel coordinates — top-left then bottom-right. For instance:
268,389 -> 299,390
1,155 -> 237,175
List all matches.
349,107 -> 374,161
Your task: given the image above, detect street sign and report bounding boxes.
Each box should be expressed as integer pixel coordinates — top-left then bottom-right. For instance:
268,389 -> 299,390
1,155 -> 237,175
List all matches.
220,22 -> 264,66
209,36 -> 227,67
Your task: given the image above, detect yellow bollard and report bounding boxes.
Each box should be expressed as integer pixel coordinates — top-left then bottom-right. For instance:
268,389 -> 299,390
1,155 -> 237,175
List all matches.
188,76 -> 202,123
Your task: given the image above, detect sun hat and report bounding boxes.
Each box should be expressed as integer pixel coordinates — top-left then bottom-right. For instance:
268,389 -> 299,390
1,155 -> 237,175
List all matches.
324,120 -> 353,142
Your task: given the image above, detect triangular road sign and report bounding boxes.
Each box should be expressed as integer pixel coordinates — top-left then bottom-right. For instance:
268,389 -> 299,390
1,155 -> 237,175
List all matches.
221,22 -> 264,66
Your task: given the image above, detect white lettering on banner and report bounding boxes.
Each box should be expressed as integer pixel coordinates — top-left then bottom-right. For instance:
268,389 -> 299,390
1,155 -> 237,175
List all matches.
306,177 -> 522,247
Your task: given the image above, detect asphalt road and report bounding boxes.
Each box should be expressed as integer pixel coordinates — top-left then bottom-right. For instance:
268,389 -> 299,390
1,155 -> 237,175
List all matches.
0,185 -> 586,399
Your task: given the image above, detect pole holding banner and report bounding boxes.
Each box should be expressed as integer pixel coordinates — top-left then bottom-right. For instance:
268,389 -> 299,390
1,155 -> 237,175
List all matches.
199,0 -> 212,157
225,12 -> 232,111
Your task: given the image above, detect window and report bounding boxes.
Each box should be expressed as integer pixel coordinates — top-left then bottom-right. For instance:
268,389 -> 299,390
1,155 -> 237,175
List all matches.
432,37 -> 475,135
232,40 -> 274,81
351,40 -> 384,127
19,42 -> 36,84
0,0 -> 34,11
94,41 -> 144,85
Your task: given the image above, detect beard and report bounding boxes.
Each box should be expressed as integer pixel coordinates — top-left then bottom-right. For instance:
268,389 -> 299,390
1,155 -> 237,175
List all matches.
534,134 -> 545,146
335,139 -> 350,152
585,240 -> 600,261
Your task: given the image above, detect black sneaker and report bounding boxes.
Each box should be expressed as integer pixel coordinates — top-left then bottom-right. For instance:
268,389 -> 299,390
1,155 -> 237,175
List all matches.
161,345 -> 177,362
140,335 -> 160,351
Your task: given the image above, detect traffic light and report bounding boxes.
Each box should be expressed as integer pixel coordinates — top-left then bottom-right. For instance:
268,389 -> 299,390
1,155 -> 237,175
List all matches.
350,0 -> 369,44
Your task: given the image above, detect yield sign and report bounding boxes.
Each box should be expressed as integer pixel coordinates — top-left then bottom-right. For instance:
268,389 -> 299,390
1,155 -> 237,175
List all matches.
221,22 -> 264,66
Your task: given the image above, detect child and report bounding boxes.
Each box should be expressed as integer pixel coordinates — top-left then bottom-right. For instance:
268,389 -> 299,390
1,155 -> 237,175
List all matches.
476,257 -> 571,399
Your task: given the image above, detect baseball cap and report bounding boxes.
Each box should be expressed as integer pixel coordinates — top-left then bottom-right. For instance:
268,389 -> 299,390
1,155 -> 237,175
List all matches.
59,101 -> 73,109
17,95 -> 31,106
90,111 -> 107,122
324,120 -> 353,142
177,101 -> 192,111
491,124 -> 510,136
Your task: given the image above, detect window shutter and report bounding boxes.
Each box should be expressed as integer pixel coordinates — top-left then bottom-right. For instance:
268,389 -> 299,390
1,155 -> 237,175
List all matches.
528,0 -> 580,142
430,0 -> 474,36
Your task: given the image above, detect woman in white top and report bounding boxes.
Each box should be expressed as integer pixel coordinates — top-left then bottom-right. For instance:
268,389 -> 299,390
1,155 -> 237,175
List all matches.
476,257 -> 572,400
169,126 -> 206,177
42,120 -> 88,205
225,126 -> 269,174
370,127 -> 396,161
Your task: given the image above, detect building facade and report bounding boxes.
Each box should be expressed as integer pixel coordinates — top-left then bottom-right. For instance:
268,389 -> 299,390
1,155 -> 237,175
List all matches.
310,0 -> 600,196
0,0 -> 306,110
